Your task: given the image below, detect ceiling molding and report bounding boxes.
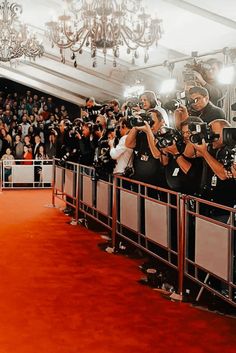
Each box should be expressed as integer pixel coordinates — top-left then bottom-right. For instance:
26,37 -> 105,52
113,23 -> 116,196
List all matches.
0,63 -> 85,105
165,0 -> 236,30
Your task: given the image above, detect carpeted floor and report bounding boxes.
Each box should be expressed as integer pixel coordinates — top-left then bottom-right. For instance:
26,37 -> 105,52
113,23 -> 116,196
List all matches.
0,189 -> 235,353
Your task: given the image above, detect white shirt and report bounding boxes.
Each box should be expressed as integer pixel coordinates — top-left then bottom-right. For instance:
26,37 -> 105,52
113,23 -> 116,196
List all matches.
110,135 -> 133,174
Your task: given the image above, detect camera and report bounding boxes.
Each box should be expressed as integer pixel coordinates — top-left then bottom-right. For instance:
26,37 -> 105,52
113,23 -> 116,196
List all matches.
48,121 -> 59,130
100,104 -> 114,116
188,122 -> 219,144
93,139 -> 116,175
163,99 -> 182,112
156,126 -> 184,149
128,112 -> 154,128
217,146 -> 236,171
126,97 -> 140,109
222,127 -> 236,146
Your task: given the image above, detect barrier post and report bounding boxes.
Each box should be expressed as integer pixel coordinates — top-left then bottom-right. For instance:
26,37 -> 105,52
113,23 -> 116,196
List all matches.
51,158 -> 56,207
0,161 -> 2,192
111,176 -> 117,249
74,164 -> 80,224
170,193 -> 186,301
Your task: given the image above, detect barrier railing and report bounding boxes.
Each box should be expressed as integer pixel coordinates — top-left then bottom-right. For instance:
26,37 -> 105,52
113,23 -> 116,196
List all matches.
112,176 -> 183,292
0,159 -> 53,189
184,195 -> 236,306
52,160 -> 236,306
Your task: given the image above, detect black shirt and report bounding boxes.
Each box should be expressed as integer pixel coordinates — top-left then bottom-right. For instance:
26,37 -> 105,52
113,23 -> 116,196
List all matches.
199,147 -> 236,211
165,155 -> 203,195
132,132 -> 166,187
198,102 -> 225,124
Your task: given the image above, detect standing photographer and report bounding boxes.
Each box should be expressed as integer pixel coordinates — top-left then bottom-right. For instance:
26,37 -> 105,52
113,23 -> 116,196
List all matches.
158,117 -> 204,195
192,119 -> 236,222
192,58 -> 224,107
188,86 -> 225,124
125,109 -> 166,187
108,118 -> 133,175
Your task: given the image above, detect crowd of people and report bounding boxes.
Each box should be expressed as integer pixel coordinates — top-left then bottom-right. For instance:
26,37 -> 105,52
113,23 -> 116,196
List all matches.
0,58 -> 235,220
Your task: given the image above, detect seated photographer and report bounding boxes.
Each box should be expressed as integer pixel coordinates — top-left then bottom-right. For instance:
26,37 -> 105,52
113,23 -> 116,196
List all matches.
108,118 -> 133,175
192,119 -> 236,222
125,109 -> 166,187
191,58 -> 224,107
159,117 -> 204,195
188,86 -> 225,124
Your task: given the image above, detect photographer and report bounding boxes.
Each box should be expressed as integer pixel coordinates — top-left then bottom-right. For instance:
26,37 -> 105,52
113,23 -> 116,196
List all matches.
125,109 -> 166,187
191,58 -> 224,107
75,122 -> 97,166
108,118 -> 133,175
192,119 -> 236,222
188,86 -> 225,124
81,97 -> 102,123
159,117 -> 204,195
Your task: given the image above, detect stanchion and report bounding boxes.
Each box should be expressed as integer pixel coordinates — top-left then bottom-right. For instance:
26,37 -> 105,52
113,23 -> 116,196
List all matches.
170,193 -> 186,301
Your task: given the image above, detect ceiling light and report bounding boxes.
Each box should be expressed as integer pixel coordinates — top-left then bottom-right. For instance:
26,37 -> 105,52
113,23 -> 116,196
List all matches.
46,0 -> 163,68
217,66 -> 235,85
0,0 -> 44,62
160,78 -> 176,94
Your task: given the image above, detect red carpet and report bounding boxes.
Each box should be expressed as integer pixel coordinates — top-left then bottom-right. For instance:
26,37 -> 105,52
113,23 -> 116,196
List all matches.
0,189 -> 235,353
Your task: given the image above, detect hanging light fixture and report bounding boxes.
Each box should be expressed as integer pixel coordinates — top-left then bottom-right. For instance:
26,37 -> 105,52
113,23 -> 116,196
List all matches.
0,0 -> 44,62
46,0 -> 163,68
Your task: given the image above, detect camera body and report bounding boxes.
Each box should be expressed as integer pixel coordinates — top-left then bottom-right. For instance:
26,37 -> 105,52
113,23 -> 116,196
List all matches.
222,127 -> 236,146
128,112 -> 154,128
217,146 -> 236,171
163,99 -> 182,112
156,126 -> 184,149
188,122 -> 219,144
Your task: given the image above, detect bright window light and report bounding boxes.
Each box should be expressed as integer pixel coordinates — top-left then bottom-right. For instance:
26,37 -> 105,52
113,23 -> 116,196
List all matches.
217,66 -> 235,84
124,85 -> 144,98
160,78 -> 176,94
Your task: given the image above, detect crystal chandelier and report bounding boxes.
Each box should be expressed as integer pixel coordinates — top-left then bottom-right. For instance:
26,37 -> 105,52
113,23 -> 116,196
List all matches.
0,0 -> 44,62
46,0 -> 163,68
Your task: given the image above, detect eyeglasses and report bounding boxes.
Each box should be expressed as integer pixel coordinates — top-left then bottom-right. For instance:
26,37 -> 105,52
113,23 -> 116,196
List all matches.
189,96 -> 204,105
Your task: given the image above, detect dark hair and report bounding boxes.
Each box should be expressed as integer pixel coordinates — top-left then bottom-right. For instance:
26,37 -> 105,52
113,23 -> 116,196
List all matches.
189,86 -> 209,97
119,117 -> 131,129
180,116 -> 204,129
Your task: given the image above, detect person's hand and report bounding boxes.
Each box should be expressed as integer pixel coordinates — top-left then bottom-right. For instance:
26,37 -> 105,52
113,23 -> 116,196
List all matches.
163,141 -> 179,155
75,132 -> 82,140
230,163 -> 236,178
108,137 -> 115,148
81,110 -> 89,118
174,104 -> 189,128
191,139 -> 208,156
135,120 -> 150,133
193,71 -> 206,86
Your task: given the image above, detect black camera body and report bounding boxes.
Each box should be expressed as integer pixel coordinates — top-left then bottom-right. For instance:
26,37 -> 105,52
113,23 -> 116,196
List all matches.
188,122 -> 219,144
217,146 -> 236,171
163,99 -> 182,112
156,126 -> 184,150
222,127 -> 236,146
128,112 -> 154,128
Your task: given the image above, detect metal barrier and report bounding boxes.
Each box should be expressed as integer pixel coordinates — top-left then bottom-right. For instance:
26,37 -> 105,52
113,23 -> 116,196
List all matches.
52,160 -> 236,306
0,159 -> 53,189
184,195 -> 236,306
112,175 -> 184,294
